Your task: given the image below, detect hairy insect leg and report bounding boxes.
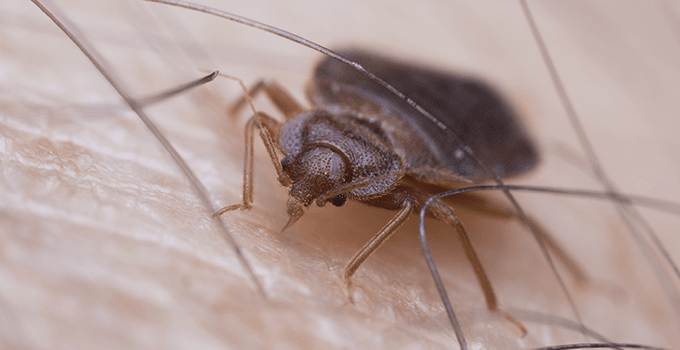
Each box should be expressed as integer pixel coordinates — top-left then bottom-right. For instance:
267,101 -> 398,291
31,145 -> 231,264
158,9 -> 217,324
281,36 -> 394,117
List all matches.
215,111 -> 286,215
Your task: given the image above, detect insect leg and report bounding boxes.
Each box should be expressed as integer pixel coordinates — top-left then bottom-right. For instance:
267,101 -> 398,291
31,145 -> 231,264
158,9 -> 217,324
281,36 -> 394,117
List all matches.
229,79 -> 304,119
446,192 -> 588,285
342,194 -> 416,289
419,192 -> 527,336
215,111 -> 286,216
215,77 -> 316,217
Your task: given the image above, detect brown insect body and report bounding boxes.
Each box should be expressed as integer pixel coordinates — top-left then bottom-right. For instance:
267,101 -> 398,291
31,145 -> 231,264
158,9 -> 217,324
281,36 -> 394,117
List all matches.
279,49 -> 539,217
314,50 -> 538,179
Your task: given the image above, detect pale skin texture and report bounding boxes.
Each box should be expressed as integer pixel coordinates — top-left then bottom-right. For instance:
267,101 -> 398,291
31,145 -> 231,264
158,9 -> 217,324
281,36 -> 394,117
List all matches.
2,0 -> 680,349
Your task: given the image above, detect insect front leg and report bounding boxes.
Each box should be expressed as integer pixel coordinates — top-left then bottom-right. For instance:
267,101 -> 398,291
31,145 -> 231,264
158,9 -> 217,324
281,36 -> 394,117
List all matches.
215,111 -> 286,216
216,77 -> 311,217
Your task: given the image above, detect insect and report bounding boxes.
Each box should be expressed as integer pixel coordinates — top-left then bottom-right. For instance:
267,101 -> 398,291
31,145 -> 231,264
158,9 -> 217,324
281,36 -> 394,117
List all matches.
5,0 -> 680,349
218,47 -> 551,337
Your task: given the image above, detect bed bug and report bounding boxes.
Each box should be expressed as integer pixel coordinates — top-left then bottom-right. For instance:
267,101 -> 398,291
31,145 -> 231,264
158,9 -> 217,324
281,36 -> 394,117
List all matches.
216,48 -> 595,336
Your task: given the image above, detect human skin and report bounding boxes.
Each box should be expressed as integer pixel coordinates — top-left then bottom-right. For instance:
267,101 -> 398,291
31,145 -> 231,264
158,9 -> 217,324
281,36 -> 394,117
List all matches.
1,0 -> 680,349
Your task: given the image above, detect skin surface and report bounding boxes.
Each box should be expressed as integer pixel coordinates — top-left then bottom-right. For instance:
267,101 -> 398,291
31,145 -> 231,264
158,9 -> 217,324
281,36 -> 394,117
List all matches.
1,0 -> 680,349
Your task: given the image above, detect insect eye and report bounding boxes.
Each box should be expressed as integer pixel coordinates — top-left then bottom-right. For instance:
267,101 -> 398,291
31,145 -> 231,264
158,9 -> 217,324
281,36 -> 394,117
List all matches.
330,193 -> 347,207
281,156 -> 292,172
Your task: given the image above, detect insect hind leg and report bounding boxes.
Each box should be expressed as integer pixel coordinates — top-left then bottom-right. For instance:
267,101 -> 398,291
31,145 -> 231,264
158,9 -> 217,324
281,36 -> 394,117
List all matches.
445,192 -> 589,286
418,192 -> 528,336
